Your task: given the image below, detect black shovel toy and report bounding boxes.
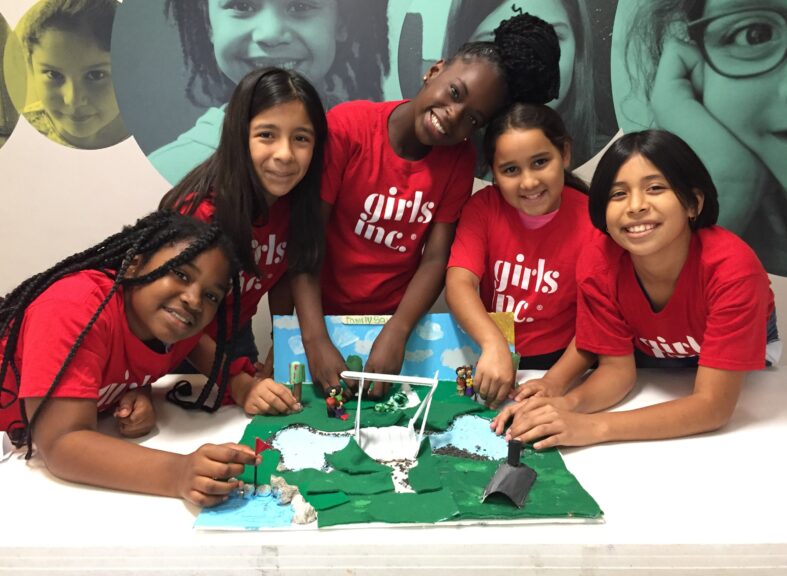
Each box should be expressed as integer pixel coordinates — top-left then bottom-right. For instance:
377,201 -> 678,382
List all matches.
482,440 -> 537,508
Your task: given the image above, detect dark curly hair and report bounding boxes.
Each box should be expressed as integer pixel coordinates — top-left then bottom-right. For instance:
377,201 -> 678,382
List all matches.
447,12 -> 561,106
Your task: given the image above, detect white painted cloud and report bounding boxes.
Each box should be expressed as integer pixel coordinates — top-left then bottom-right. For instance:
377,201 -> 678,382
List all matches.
273,315 -> 300,329
405,349 -> 433,363
288,335 -> 305,355
440,346 -> 479,369
416,320 -> 444,341
331,326 -> 359,348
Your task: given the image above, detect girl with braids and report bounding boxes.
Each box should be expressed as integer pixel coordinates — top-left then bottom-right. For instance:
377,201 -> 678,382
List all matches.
0,211 -> 261,507
160,67 -> 324,416
17,0 -> 129,149
292,12 -> 562,399
148,0 -> 390,186
446,103 -> 598,408
492,131 -> 780,449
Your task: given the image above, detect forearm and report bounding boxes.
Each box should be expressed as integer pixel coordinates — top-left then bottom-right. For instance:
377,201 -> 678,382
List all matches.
542,339 -> 596,391
564,355 -> 637,413
388,253 -> 448,338
592,392 -> 739,443
290,272 -> 331,345
446,271 -> 507,351
41,429 -> 185,498
187,333 -> 256,401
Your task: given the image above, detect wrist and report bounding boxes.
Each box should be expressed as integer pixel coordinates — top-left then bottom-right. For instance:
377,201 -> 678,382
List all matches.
227,358 -> 256,406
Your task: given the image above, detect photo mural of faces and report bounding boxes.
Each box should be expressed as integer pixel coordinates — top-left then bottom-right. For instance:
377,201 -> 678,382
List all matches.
0,13 -> 22,148
111,0 -> 391,186
9,0 -> 128,149
436,0 -> 619,174
612,0 -> 787,276
3,0 -> 785,278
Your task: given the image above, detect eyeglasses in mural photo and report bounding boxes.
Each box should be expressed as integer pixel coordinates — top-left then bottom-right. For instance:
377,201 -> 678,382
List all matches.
612,0 -> 787,276
11,0 -> 128,150
0,15 -> 24,147
111,0 -> 390,186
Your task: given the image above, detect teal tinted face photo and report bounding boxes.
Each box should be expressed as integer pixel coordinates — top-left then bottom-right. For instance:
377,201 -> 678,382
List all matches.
612,0 -> 787,276
691,1 -> 787,187
206,0 -> 343,87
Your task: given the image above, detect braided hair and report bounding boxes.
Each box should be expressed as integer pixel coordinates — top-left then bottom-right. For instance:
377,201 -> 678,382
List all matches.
448,12 -> 561,106
0,211 -> 242,458
163,0 -> 390,108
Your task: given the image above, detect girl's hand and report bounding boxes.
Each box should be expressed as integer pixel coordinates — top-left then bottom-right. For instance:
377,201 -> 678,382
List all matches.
239,377 -> 301,415
363,323 -> 407,399
491,397 -> 603,449
176,443 -> 259,507
474,342 -> 515,409
510,375 -> 567,402
650,37 -> 764,231
303,335 -> 347,396
114,388 -> 156,438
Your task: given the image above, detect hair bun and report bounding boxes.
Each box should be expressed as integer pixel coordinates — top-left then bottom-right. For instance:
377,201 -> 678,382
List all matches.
494,12 -> 561,105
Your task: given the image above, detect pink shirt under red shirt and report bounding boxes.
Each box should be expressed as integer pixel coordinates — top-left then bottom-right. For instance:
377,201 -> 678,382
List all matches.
190,196 -> 289,335
575,226 -> 774,371
448,185 -> 597,356
320,100 -> 475,314
0,270 -> 199,433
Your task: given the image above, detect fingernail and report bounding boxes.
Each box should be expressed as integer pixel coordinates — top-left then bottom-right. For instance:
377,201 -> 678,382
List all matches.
294,403 -> 302,411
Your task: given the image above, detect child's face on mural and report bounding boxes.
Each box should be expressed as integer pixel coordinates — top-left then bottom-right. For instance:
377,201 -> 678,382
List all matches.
697,0 -> 787,187
470,1 -> 576,108
125,241 -> 230,346
207,0 -> 345,88
29,27 -> 120,142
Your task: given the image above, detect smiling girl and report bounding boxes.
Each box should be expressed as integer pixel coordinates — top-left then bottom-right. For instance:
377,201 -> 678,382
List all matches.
160,67 -> 326,415
0,212 -> 259,506
446,103 -> 597,408
18,0 -> 128,149
492,130 -> 780,448
291,13 -> 563,399
149,0 -> 389,185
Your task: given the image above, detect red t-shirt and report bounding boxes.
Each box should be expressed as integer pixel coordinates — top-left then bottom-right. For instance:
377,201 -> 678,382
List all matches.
320,100 -> 475,314
575,226 -> 775,371
190,196 -> 290,333
448,185 -> 597,356
0,271 -> 199,433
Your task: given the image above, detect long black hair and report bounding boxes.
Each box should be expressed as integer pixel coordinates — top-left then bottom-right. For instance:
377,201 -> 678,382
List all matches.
0,211 -> 242,457
160,67 -> 327,276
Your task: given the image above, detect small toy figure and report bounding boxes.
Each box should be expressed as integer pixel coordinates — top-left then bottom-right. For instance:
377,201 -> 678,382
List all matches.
456,366 -> 467,396
464,365 -> 475,397
288,361 -> 305,403
326,385 -> 348,420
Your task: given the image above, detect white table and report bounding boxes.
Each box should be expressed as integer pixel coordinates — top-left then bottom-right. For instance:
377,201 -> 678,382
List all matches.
1,368 -> 786,575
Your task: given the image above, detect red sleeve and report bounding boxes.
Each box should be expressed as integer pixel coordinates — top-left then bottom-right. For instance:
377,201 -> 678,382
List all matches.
321,106 -> 355,206
575,247 -> 634,356
18,298 -> 110,401
432,144 -> 475,223
447,187 -> 492,278
699,273 -> 772,370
